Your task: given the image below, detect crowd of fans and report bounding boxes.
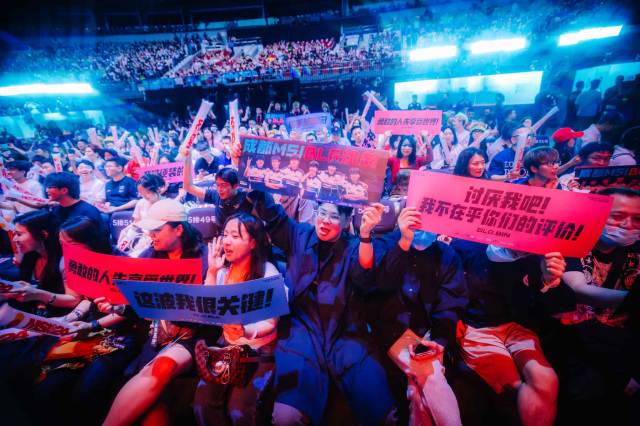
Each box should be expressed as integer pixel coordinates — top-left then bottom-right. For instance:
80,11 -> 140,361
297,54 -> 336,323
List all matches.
0,68 -> 639,425
2,0 -> 626,87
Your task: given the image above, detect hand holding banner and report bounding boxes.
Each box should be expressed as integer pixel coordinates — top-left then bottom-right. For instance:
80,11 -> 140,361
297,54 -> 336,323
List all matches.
0,303 -> 73,336
116,274 -> 289,325
63,243 -> 203,304
183,99 -> 214,150
406,170 -> 613,257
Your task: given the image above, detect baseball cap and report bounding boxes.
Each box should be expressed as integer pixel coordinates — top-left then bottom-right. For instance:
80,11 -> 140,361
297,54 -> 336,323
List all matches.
552,127 -> 584,143
137,199 -> 188,231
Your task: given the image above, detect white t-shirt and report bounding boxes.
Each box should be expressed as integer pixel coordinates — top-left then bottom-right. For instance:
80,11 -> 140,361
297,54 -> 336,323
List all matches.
214,261 -> 280,349
14,179 -> 44,214
80,178 -> 106,205
609,145 -> 636,166
581,124 -> 601,146
132,198 -> 156,223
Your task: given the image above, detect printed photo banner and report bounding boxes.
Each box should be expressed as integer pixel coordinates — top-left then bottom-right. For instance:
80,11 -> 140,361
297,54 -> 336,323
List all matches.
62,242 -> 203,304
238,135 -> 389,207
285,112 -> 331,135
0,303 -> 73,336
138,162 -> 186,184
576,165 -> 640,192
115,274 -> 289,326
406,170 -> 613,257
371,110 -> 442,136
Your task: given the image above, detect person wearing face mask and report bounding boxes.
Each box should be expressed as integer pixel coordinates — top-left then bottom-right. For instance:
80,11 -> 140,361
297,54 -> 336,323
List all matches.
366,208 -> 467,425
245,188 -> 397,426
552,187 -> 640,424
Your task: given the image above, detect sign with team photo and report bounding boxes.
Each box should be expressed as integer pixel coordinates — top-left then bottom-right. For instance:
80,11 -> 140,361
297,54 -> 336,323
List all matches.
406,170 -> 613,257
576,165 -> 640,192
238,135 -> 389,207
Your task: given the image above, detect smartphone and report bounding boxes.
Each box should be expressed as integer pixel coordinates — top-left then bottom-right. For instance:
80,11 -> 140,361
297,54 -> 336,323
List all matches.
413,343 -> 436,358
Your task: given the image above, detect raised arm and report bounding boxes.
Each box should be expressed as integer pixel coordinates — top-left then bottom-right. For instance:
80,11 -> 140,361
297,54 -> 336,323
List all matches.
181,144 -> 206,200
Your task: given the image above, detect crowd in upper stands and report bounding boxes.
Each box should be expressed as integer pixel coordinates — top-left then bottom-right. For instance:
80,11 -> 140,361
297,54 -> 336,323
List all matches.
1,0 -> 627,86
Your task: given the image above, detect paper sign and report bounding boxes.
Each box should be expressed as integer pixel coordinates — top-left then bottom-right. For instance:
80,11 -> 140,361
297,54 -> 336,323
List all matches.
184,100 -> 214,150
0,303 -> 72,336
371,110 -> 442,135
229,99 -> 240,147
116,274 -> 289,326
62,243 -> 203,304
238,135 -> 389,207
0,327 -> 39,343
406,170 -> 613,257
285,113 -> 331,135
138,162 -> 186,184
576,165 -> 640,192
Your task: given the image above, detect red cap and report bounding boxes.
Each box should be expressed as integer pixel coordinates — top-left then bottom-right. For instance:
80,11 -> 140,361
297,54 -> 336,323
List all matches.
552,127 -> 584,143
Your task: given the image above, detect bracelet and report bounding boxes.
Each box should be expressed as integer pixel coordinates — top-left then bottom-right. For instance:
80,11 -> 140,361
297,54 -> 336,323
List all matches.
359,236 -> 372,243
90,320 -> 102,332
46,293 -> 57,306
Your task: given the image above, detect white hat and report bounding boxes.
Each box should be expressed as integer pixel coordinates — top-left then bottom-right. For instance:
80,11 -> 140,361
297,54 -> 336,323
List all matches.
137,199 -> 187,231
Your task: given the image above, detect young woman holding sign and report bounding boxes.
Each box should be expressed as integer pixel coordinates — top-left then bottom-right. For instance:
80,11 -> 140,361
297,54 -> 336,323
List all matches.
193,212 -> 281,426
103,198 -> 215,426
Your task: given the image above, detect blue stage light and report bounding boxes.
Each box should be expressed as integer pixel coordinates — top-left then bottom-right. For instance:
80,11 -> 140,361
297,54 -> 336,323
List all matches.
409,45 -> 459,62
558,25 -> 623,46
468,37 -> 527,55
0,83 -> 97,96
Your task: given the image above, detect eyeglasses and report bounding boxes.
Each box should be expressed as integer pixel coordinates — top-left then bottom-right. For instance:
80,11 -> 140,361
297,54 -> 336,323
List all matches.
540,160 -> 561,167
317,209 -> 341,223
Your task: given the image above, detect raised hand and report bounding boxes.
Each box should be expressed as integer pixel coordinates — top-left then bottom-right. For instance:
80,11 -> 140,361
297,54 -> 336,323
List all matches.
360,203 -> 384,238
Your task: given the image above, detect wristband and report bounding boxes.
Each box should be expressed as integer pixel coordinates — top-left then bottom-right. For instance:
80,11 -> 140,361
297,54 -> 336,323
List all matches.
359,236 -> 372,243
90,320 -> 102,332
46,293 -> 57,306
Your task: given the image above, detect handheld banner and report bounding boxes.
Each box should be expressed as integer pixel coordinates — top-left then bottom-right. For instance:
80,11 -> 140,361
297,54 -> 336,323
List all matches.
62,243 -> 203,304
576,165 -> 640,192
0,327 -> 39,343
371,110 -> 442,136
184,99 -> 214,150
238,135 -> 389,207
116,274 -> 289,326
285,113 -> 331,135
0,303 -> 72,336
229,99 -> 240,147
138,162 -> 186,184
406,170 -> 613,257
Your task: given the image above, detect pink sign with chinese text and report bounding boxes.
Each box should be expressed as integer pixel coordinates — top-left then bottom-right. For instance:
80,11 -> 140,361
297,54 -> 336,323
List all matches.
406,171 -> 613,257
371,110 -> 442,135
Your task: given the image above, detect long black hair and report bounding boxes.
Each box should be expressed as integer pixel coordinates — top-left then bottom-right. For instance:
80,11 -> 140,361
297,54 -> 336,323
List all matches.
454,147 -> 488,178
223,212 -> 271,281
60,216 -> 113,254
14,210 -> 63,293
166,221 -> 204,259
396,136 -> 417,165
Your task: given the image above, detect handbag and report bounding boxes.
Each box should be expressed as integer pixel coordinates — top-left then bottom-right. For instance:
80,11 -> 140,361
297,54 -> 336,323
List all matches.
195,340 -> 262,386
